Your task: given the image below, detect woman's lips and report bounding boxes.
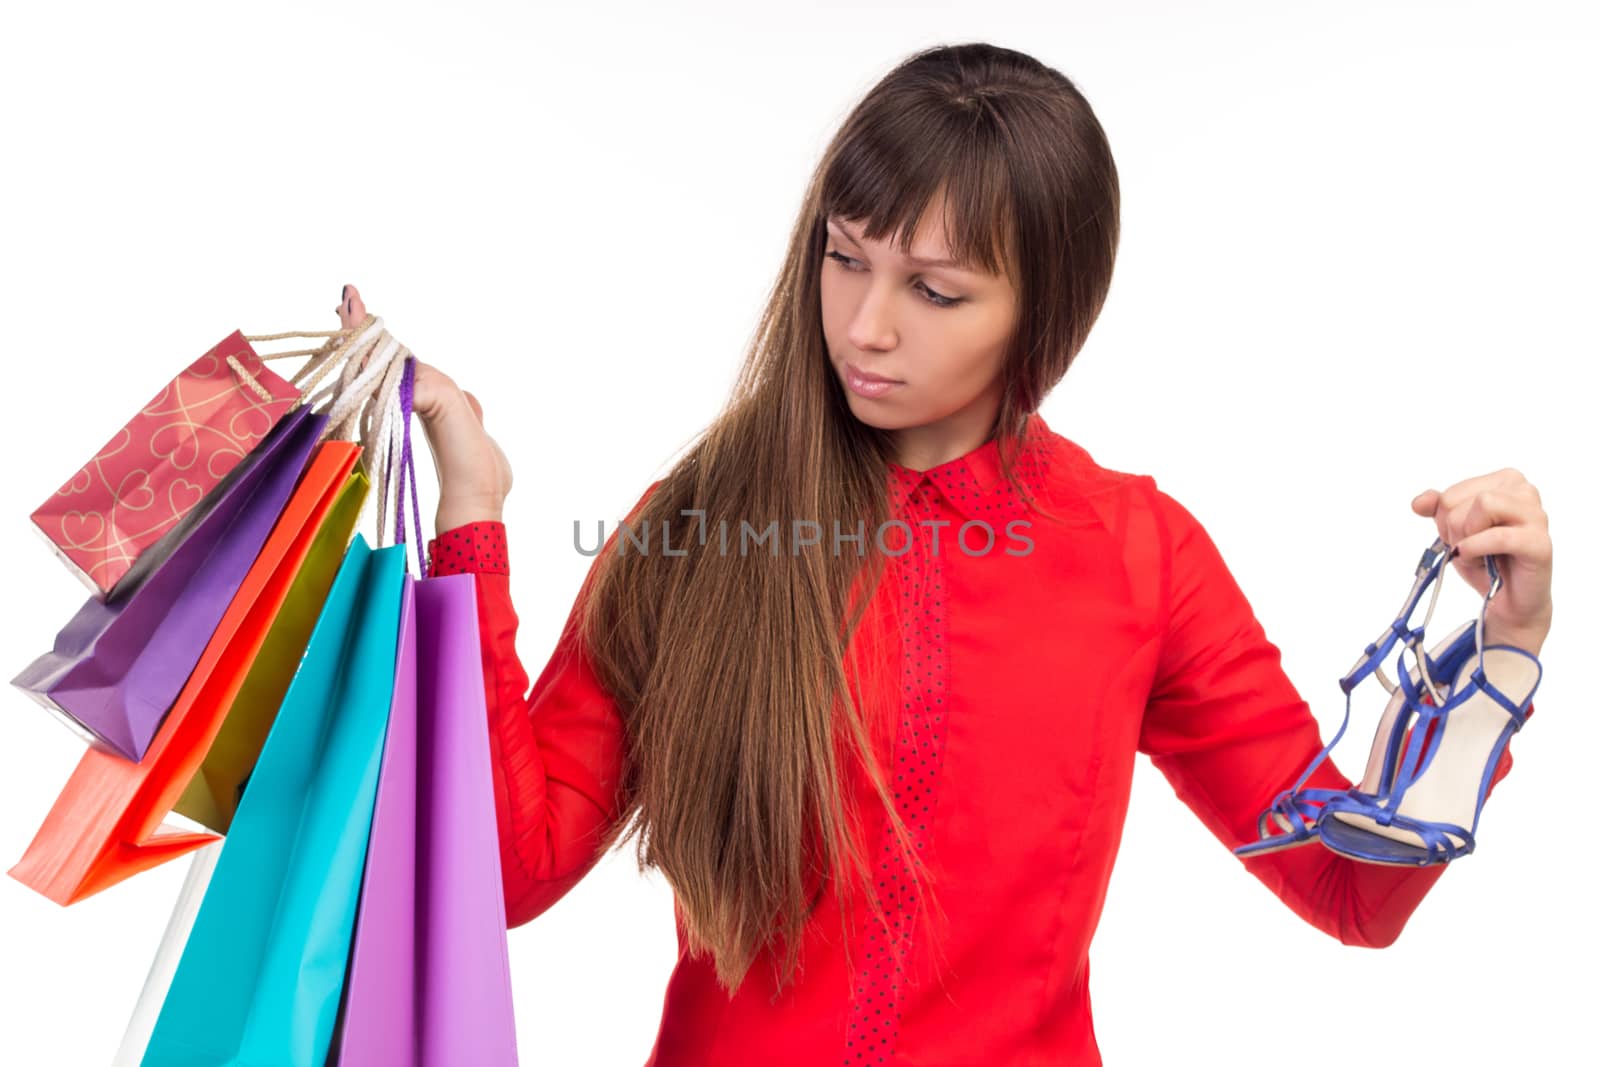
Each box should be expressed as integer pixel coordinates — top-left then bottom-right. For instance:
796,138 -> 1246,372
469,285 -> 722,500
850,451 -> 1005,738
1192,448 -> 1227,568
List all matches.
843,361 -> 903,399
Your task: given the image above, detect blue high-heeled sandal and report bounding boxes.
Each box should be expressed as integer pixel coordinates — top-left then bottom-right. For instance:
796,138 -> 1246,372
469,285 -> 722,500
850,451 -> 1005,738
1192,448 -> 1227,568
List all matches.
1233,539 -> 1484,859
1314,549 -> 1541,866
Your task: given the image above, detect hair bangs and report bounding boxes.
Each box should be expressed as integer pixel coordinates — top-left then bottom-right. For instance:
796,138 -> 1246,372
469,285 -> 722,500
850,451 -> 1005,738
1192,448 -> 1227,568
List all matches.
818,105 -> 1017,280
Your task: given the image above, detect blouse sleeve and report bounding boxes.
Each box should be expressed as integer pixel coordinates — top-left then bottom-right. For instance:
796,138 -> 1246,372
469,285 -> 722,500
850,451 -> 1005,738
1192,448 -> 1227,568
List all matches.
1135,479 -> 1534,948
426,482 -> 661,929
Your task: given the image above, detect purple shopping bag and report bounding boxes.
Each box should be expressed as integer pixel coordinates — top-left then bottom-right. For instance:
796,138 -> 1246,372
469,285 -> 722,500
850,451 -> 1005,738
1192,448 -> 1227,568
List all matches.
332,571 -> 519,1066
12,404 -> 324,761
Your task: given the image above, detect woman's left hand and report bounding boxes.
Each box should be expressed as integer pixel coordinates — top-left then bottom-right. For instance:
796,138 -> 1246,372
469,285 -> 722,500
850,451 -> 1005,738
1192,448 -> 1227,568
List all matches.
1411,468 -> 1552,657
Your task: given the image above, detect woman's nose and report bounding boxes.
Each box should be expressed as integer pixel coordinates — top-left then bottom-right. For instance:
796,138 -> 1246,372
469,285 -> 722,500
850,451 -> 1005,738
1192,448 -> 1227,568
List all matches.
846,283 -> 898,352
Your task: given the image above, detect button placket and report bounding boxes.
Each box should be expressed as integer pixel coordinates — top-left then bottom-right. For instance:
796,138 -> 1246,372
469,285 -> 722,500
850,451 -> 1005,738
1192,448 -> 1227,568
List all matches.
843,476 -> 951,1065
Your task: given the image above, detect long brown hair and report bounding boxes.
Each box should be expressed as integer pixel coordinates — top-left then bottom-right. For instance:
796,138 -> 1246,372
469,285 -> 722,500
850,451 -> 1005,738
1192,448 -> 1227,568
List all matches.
578,41 -> 1121,997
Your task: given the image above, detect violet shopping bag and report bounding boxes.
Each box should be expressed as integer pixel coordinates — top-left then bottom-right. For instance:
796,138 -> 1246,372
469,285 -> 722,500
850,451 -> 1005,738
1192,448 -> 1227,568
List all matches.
332,353 -> 517,1064
12,403 -> 324,761
139,536 -> 406,1067
331,573 -> 519,1066
29,329 -> 300,599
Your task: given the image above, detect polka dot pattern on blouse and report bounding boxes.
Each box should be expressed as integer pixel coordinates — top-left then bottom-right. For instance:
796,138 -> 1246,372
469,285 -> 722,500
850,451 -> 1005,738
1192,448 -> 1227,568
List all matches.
427,521 -> 510,579
843,470 -> 953,1066
843,424 -> 1053,1065
885,419 -> 1053,525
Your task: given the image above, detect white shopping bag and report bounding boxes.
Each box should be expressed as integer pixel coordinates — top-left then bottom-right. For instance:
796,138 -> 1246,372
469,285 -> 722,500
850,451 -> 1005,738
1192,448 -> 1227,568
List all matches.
111,840 -> 224,1067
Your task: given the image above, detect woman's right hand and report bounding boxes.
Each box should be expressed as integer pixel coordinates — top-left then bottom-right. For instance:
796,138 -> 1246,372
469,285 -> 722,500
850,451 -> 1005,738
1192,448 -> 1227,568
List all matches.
337,284 -> 514,531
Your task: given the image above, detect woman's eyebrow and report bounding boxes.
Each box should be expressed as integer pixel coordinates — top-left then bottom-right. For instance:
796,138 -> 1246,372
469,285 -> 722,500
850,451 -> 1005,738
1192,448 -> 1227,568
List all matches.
826,217 -> 966,271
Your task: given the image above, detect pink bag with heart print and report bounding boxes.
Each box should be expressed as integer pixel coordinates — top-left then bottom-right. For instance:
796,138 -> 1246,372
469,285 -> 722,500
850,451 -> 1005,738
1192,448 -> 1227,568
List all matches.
30,330 -> 301,600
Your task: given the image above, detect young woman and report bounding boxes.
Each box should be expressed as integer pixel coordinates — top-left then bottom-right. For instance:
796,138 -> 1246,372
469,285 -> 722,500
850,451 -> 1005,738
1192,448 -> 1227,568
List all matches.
338,41 -> 1552,1067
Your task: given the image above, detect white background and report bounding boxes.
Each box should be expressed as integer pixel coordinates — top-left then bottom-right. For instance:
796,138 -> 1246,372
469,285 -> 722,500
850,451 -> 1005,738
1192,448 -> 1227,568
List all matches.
2,2 -> 1595,1064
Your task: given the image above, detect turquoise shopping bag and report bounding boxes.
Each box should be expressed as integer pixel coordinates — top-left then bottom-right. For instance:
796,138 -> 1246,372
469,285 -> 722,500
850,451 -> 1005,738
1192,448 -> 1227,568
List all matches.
139,534 -> 406,1067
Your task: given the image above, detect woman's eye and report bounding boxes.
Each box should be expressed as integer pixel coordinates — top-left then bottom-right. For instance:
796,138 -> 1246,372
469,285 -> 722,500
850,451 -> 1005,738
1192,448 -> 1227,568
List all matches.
825,250 -> 961,308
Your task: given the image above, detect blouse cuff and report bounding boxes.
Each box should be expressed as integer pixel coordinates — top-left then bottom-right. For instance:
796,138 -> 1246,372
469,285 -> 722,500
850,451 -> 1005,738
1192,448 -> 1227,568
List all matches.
427,521 -> 510,578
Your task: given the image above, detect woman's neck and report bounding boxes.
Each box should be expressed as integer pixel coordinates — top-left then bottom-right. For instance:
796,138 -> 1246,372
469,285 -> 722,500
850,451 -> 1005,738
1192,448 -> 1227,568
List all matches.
890,391 -> 1003,471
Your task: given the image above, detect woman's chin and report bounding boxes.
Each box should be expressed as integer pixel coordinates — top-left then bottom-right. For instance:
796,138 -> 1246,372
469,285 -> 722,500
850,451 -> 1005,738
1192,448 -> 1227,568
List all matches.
842,393 -> 917,431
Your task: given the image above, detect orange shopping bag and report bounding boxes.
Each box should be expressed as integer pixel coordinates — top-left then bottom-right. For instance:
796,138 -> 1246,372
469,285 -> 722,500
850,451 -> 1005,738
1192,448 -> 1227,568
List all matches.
171,465 -> 369,834
9,435 -> 362,905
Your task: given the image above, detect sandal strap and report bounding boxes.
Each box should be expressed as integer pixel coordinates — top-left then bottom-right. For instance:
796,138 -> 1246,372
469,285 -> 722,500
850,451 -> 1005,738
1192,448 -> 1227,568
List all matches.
1468,663 -> 1534,728
1318,793 -> 1476,862
1263,786 -> 1348,837
1340,539 -> 1452,699
1381,652 -> 1536,816
1369,661 -> 1449,808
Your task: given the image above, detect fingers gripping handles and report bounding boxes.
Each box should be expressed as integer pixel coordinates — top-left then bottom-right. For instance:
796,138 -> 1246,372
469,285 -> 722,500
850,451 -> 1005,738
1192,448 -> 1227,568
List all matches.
243,315 -> 428,573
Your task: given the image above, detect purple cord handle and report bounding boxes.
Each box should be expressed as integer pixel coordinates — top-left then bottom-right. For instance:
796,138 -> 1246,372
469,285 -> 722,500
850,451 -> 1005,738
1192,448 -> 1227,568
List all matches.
394,355 -> 429,577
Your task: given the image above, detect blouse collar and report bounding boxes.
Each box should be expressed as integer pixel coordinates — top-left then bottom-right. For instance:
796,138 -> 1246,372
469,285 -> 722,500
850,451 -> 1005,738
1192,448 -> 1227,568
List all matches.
886,412 -> 1054,524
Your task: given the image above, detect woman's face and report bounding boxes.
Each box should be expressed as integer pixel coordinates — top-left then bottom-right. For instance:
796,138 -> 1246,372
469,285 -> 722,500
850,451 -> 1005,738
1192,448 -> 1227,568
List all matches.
820,198 -> 1019,463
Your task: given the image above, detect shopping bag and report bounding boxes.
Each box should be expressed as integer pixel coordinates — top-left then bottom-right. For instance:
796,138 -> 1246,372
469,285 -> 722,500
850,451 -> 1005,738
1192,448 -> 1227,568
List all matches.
109,839 -> 224,1067
171,467 -> 369,833
13,403 -> 324,761
329,571 -> 419,1064
332,572 -> 519,1065
7,437 -> 361,905
30,329 -> 300,599
141,537 -> 406,1067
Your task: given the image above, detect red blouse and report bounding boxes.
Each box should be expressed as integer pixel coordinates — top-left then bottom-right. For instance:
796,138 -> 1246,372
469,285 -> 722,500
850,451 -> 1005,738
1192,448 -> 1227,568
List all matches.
426,412 -> 1528,1066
